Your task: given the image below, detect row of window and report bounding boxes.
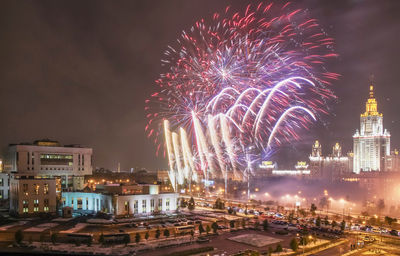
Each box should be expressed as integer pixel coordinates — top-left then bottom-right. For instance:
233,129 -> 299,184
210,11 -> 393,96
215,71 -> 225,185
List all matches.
22,199 -> 50,213
62,197 -> 101,210
22,183 -> 49,196
124,198 -> 170,214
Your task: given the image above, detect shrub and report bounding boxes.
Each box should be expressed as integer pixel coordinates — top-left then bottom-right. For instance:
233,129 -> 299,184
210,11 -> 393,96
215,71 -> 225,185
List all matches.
290,238 -> 299,252
135,233 -> 141,243
15,230 -> 23,244
51,233 -> 57,245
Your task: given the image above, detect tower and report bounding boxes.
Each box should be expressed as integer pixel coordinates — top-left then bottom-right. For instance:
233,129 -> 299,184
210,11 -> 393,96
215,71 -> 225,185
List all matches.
353,85 -> 390,173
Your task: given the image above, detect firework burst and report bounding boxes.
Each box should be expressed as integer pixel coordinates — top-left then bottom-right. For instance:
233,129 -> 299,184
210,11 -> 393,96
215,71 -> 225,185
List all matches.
145,1 -> 339,188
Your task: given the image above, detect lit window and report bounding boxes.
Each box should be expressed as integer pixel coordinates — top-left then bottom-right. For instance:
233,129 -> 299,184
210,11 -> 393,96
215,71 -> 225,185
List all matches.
33,199 -> 39,212
166,198 -> 170,211
23,184 -> 29,196
44,199 -> 49,212
43,184 -> 49,195
33,184 -> 39,195
142,200 -> 147,213
150,199 -> 155,212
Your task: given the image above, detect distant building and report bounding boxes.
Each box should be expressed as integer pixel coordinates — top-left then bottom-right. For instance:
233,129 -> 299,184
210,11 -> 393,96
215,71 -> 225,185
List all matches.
353,85 -> 390,173
309,141 -> 352,180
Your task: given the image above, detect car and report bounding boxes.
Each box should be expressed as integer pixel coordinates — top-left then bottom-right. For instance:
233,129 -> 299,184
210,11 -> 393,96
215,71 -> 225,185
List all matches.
390,230 -> 399,236
196,236 -> 210,243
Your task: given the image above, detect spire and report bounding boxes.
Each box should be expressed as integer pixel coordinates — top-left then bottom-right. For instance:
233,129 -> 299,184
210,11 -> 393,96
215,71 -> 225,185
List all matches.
362,82 -> 381,117
369,85 -> 374,98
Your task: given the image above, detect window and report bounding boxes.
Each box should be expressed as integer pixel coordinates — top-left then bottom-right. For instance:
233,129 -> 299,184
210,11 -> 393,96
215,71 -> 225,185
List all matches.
134,200 -> 138,214
23,200 -> 28,213
86,198 -> 89,209
150,199 -> 155,213
166,198 -> 170,211
158,198 -> 162,210
96,199 -> 99,211
77,198 -> 83,210
23,184 -> 28,196
33,184 -> 39,195
124,201 -> 129,213
0,190 -> 3,199
71,197 -> 74,208
32,152 -> 34,165
44,199 -> 49,212
33,199 -> 39,212
62,197 -> 66,206
142,200 -> 147,213
44,184 -> 49,195
0,178 -> 3,186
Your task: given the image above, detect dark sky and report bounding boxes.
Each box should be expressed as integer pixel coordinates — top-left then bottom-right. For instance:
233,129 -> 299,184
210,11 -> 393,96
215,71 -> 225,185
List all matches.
0,0 -> 399,170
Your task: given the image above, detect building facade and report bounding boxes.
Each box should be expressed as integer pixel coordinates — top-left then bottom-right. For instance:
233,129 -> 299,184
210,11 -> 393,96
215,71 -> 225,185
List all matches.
61,191 -> 112,214
309,141 -> 352,180
353,85 -> 390,173
5,139 -> 93,190
114,192 -> 178,216
9,178 -> 57,216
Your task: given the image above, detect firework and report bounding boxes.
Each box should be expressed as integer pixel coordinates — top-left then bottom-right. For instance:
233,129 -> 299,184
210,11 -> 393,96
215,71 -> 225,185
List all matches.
146,1 -> 339,187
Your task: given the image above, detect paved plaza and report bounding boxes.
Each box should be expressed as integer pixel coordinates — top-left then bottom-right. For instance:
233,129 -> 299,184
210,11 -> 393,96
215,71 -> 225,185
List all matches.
228,233 -> 283,247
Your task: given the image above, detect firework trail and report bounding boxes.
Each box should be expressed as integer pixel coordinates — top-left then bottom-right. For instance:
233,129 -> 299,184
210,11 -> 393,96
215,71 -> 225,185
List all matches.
146,1 -> 339,187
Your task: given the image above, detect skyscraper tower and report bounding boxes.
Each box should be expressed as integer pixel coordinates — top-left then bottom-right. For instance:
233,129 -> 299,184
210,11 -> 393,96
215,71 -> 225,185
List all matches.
353,85 -> 390,173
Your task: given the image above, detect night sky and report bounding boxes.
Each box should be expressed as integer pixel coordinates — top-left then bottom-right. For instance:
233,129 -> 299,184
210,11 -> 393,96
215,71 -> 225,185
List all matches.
0,0 -> 399,170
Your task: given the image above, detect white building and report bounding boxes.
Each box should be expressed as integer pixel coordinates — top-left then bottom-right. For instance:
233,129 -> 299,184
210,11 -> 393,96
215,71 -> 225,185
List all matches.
114,192 -> 178,216
5,139 -> 93,190
61,191 -> 112,214
353,86 -> 390,173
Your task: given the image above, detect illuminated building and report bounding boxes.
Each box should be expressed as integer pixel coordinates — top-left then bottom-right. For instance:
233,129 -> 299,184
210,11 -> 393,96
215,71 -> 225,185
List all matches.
353,85 -> 390,173
5,139 -> 93,190
9,178 -> 57,216
309,141 -> 352,180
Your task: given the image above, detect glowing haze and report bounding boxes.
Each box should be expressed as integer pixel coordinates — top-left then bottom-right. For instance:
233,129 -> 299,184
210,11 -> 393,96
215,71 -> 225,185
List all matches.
145,1 -> 339,189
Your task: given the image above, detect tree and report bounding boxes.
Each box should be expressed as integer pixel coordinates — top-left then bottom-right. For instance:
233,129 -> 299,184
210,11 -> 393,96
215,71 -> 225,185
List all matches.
135,233 -> 140,244
324,215 -> 329,226
145,231 -> 149,241
124,234 -> 131,246
99,233 -> 104,244
180,198 -> 187,208
300,236 -> 309,246
298,208 -> 307,218
155,229 -> 161,239
340,220 -> 346,231
385,216 -> 397,227
263,219 -> 269,231
275,243 -> 283,253
206,225 -> 211,234
214,198 -> 225,210
51,233 -> 57,245
241,218 -> 246,229
188,197 -> 195,211
199,223 -> 205,235
229,220 -> 235,229
190,229 -> 194,239
316,216 -> 321,227
164,229 -> 170,238
290,238 -> 299,252
310,204 -> 317,216
268,247 -> 273,256
319,197 -> 329,212
212,222 -> 219,233
332,220 -> 337,228
288,211 -> 294,223
254,220 -> 260,230
377,199 -> 385,214
15,230 -> 23,244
